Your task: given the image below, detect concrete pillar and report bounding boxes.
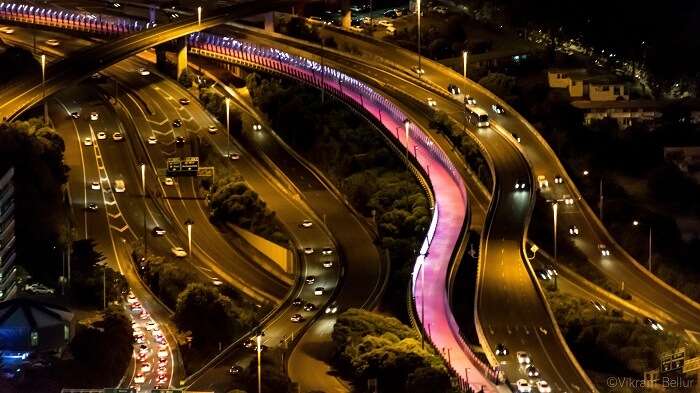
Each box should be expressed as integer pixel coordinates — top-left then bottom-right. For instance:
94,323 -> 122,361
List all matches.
148,5 -> 157,24
155,45 -> 167,72
175,36 -> 188,80
340,0 -> 351,28
264,11 -> 274,32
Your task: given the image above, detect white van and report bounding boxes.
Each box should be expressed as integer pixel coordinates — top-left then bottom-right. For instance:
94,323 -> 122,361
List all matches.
114,179 -> 126,193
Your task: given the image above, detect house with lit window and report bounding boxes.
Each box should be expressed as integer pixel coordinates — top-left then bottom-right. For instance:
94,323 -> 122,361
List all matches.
547,68 -> 629,101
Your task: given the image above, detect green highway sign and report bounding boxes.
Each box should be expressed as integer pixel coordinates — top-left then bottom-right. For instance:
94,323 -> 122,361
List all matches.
104,389 -> 136,393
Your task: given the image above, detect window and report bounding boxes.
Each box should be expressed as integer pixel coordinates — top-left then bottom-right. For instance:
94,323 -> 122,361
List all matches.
614,86 -> 620,95
30,331 -> 38,347
602,85 -> 610,91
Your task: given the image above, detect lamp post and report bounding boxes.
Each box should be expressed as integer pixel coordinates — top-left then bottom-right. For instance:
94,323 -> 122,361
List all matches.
462,50 -> 468,91
41,54 -> 48,125
551,201 -> 559,290
633,220 -> 653,272
225,97 -> 230,155
256,330 -> 265,393
416,0 -> 422,75
403,120 -> 411,161
141,163 -> 147,258
185,218 -> 193,257
197,6 -> 202,25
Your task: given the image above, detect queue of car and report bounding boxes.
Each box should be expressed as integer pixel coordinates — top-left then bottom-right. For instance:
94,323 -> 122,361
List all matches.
129,291 -> 171,390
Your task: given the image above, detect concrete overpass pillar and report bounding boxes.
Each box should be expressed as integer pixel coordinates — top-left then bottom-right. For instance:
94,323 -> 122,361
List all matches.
175,37 -> 188,80
155,45 -> 167,72
340,0 -> 351,28
264,11 -> 275,32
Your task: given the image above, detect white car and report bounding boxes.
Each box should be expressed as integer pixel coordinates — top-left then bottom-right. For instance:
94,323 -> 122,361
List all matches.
464,96 -> 477,106
127,292 -> 138,303
516,379 -> 532,393
97,131 -> 107,140
207,125 -> 218,134
321,248 -> 334,255
301,219 -> 313,228
164,177 -> 174,186
145,321 -> 158,331
303,247 -> 314,255
157,349 -> 168,358
516,351 -> 531,365
427,98 -> 437,108
322,260 -> 333,268
90,112 -> 99,121
228,152 -> 241,160
141,363 -> 151,373
138,68 -> 150,76
91,181 -> 101,190
314,287 -> 325,296
133,373 -> 145,384
112,132 -> 124,141
171,247 -> 187,258
114,180 -> 126,193
0,27 -> 15,34
84,137 -> 93,146
537,380 -> 552,393
147,136 -> 157,145
492,104 -> 505,114
290,313 -> 304,323
45,39 -> 60,46
411,65 -> 425,76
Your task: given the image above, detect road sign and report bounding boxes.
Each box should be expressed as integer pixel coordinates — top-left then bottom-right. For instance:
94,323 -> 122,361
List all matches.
197,166 -> 214,177
166,157 -> 199,176
661,348 -> 685,373
104,389 -> 136,393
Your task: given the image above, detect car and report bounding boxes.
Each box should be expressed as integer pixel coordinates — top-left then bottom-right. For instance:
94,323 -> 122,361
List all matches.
146,321 -> 158,331
172,119 -> 182,128
321,248 -> 334,255
156,374 -> 168,383
87,203 -> 99,211
171,247 -> 187,258
97,131 -> 107,140
411,65 -> 425,76
292,297 -> 303,307
243,339 -> 255,349
252,123 -> 262,131
516,379 -> 532,393
147,136 -> 157,144
305,276 -> 316,285
303,247 -> 314,255
157,365 -> 167,374
537,380 -> 552,393
141,363 -> 152,373
325,302 -> 338,314
491,104 -> 505,114
568,225 -> 579,236
427,97 -> 437,108
537,175 -> 548,189
303,302 -> 317,312
91,73 -> 101,79
464,95 -> 477,106
494,343 -> 508,356
24,283 -> 54,295
91,181 -> 101,190
164,177 -> 174,186
322,260 -> 333,268
179,98 -> 190,105
290,313 -> 304,323
598,244 -> 611,256
646,318 -> 664,331
301,219 -> 313,228
447,84 -> 461,95
90,112 -> 99,121
228,152 -> 240,160
514,179 -> 528,191
526,365 -> 540,378
516,351 -> 531,365
70,112 -> 80,119
207,125 -> 218,134
553,175 -> 563,184
175,136 -> 185,146
131,305 -> 143,314
127,292 -> 138,303
84,137 -> 93,146
112,132 -> 124,141
138,68 -> 150,76
432,5 -> 448,14
134,373 -> 145,384
130,300 -> 141,309
152,226 -> 166,236
314,287 -> 325,296
591,300 -> 607,311
229,365 -> 243,375
139,311 -> 150,320
138,344 -> 150,354
158,358 -> 168,367
114,179 -> 126,193
563,194 -> 574,205
512,133 -> 521,143
45,39 -> 60,46
135,335 -> 145,344
212,277 -> 223,286
157,349 -> 168,358
0,27 -> 14,34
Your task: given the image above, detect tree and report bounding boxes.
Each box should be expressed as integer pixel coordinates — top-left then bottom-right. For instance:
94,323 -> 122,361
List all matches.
407,366 -> 451,393
178,70 -> 193,88
478,72 -> 516,98
70,239 -> 126,307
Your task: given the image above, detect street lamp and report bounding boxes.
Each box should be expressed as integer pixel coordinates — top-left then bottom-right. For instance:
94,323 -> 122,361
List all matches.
462,50 -> 468,91
416,0 -> 422,75
255,330 -> 265,393
633,219 -> 653,272
225,97 -> 230,155
184,218 -> 194,257
141,163 -> 147,258
197,6 -> 201,25
551,202 -> 559,290
41,54 -> 48,124
404,120 -> 411,161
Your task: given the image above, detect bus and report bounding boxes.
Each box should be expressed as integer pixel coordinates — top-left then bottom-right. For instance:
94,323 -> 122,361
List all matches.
466,106 -> 490,128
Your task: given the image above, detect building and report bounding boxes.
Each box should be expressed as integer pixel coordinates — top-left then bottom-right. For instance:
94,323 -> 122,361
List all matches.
0,167 -> 16,301
0,297 -> 74,356
547,68 -> 629,101
571,100 -> 663,128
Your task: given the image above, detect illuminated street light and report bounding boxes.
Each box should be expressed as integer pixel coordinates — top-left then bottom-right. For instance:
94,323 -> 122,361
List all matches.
184,218 -> 194,257
462,50 -> 468,91
197,6 -> 202,25
41,54 -> 47,124
225,97 -> 230,155
416,0 -> 421,76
